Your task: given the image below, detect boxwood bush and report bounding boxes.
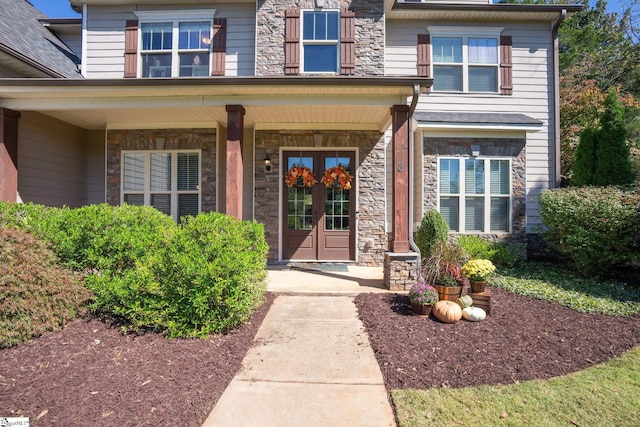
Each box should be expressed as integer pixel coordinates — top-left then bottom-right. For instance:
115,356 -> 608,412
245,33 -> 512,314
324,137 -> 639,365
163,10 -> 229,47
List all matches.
538,186 -> 640,276
416,209 -> 449,257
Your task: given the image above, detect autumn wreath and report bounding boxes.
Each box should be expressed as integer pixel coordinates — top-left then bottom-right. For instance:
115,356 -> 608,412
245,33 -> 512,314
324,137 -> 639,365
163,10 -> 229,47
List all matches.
321,166 -> 353,190
284,166 -> 317,187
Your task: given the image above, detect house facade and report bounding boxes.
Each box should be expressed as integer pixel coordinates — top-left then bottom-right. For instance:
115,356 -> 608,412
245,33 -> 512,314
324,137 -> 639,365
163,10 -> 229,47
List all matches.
0,0 -> 580,289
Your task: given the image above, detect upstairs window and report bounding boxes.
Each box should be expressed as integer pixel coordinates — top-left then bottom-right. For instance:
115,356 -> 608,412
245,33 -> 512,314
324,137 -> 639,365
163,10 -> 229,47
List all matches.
301,10 -> 340,73
141,20 -> 211,77
432,36 -> 498,92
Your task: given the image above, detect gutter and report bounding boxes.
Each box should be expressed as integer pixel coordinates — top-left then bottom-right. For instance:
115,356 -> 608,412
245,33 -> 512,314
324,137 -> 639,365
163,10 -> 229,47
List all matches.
552,9 -> 567,187
408,83 -> 422,275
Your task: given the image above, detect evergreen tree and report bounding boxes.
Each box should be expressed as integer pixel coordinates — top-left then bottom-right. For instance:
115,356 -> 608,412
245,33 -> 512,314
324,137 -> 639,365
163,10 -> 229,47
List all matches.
594,89 -> 634,185
572,126 -> 598,186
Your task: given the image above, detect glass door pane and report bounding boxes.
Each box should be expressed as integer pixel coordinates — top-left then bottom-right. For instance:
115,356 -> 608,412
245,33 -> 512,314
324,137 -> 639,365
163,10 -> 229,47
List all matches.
286,156 -> 314,230
323,156 -> 351,231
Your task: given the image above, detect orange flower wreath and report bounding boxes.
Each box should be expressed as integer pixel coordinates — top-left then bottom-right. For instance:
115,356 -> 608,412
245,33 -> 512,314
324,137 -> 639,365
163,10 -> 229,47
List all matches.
284,166 -> 317,187
321,166 -> 353,190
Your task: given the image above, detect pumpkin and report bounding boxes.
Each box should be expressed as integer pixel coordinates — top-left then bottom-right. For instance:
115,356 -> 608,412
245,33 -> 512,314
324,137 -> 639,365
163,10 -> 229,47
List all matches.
462,306 -> 486,322
433,300 -> 463,323
456,295 -> 473,309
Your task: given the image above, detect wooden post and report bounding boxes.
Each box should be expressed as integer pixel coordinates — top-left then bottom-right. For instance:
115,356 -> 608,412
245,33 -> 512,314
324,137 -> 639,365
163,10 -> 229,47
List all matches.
225,105 -> 245,219
0,108 -> 21,203
391,105 -> 410,253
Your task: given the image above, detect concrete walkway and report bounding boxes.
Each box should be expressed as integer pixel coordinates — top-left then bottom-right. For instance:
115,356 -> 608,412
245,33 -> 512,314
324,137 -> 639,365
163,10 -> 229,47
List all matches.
202,267 -> 396,427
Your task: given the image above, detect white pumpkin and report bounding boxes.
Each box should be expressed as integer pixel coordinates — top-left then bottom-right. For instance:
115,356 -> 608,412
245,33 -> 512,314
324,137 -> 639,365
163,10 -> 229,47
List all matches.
462,306 -> 486,322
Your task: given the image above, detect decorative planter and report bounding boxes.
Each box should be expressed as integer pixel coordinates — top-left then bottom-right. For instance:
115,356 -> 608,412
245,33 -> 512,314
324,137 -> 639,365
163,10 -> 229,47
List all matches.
410,302 -> 433,317
470,280 -> 487,293
434,285 -> 463,301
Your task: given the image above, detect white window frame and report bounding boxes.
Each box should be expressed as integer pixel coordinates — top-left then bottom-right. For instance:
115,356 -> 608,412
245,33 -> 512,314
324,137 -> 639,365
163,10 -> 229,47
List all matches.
121,150 -> 202,221
437,156 -> 512,233
428,26 -> 503,93
300,9 -> 340,74
135,10 -> 216,78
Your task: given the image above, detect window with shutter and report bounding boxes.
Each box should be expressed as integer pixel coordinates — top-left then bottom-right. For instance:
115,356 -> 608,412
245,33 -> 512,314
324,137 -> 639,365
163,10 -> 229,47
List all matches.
438,157 -> 511,233
340,8 -> 355,75
285,8 -> 300,75
124,20 -> 138,78
122,150 -> 201,221
426,27 -> 510,94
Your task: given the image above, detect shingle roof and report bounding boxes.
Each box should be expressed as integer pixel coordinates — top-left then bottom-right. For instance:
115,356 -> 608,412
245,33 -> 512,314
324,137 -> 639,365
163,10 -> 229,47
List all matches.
414,112 -> 543,126
0,0 -> 81,78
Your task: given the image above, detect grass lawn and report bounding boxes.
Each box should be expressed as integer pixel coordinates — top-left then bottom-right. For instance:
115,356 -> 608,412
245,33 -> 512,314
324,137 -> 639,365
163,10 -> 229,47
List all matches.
392,261 -> 640,426
392,346 -> 640,426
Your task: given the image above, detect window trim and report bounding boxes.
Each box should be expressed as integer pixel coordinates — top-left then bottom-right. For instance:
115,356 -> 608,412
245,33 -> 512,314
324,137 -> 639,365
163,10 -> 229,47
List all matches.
134,10 -> 216,78
428,26 -> 503,94
121,149 -> 202,221
437,156 -> 512,233
300,9 -> 341,74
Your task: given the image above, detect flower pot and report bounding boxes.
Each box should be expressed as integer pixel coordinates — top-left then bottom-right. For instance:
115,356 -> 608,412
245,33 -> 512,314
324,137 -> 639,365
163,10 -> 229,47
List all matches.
434,285 -> 463,301
410,302 -> 433,317
470,280 -> 486,293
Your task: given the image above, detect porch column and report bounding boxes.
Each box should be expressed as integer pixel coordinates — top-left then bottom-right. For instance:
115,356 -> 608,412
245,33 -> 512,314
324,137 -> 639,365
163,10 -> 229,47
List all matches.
0,108 -> 21,203
225,105 -> 245,219
391,104 -> 410,253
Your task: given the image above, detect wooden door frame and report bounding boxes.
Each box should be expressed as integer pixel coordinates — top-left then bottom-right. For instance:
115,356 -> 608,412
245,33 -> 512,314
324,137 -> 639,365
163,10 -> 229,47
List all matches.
277,146 -> 359,262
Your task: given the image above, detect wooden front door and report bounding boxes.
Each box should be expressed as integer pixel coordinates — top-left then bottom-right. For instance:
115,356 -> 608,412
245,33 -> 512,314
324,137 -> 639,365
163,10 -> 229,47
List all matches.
282,151 -> 355,260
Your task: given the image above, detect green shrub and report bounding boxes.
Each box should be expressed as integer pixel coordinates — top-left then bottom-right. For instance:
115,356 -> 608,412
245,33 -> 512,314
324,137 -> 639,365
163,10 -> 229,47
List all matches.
539,187 -> 640,276
159,213 -> 268,338
38,204 -> 175,272
572,126 -> 598,186
0,227 -> 92,348
415,209 -> 449,257
0,201 -> 51,230
456,235 -> 523,268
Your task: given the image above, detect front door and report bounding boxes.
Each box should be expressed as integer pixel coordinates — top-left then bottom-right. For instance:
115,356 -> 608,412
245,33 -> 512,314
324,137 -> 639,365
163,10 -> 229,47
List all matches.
282,150 -> 355,260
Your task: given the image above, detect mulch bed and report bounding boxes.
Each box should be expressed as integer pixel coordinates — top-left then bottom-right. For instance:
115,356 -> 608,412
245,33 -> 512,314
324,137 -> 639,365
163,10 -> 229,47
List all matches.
355,287 -> 640,390
0,293 -> 275,427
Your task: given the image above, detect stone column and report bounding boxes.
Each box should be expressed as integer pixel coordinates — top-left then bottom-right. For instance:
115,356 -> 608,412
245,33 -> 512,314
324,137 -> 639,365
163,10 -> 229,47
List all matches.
391,104 -> 410,253
0,108 -> 21,203
225,105 -> 245,219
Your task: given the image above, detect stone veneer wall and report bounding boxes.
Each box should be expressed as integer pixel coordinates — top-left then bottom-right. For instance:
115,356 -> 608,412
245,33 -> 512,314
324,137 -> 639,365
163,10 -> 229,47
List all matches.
106,129 -> 216,212
254,130 -> 387,265
384,252 -> 420,291
255,0 -> 384,76
423,137 -> 527,244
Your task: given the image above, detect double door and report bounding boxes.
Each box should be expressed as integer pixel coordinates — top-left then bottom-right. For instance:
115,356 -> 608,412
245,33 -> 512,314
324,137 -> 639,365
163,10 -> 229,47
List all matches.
282,150 -> 355,260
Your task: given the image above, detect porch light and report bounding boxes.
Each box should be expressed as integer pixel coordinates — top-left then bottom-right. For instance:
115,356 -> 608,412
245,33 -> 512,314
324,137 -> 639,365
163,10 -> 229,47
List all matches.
471,144 -> 480,157
264,154 -> 272,172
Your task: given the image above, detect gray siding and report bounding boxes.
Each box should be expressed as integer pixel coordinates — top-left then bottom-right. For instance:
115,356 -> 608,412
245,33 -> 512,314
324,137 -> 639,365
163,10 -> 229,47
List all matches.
84,4 -> 255,78
386,19 -> 555,230
17,112 -> 87,207
57,33 -> 82,60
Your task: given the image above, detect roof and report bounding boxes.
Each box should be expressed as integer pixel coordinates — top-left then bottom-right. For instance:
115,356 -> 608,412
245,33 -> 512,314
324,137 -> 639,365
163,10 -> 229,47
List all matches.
0,0 -> 81,78
414,111 -> 543,132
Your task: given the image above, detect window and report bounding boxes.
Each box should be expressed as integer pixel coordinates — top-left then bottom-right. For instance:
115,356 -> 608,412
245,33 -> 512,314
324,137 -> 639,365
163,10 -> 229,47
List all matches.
438,157 -> 511,233
122,151 -> 200,221
430,27 -> 501,93
138,13 -> 212,78
301,10 -> 340,73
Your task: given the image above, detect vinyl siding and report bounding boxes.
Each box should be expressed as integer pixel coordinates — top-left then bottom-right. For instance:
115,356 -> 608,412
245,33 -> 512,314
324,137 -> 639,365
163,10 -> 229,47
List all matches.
86,130 -> 106,204
386,19 -> 555,231
57,33 -> 82,60
83,4 -> 255,78
17,112 -> 87,207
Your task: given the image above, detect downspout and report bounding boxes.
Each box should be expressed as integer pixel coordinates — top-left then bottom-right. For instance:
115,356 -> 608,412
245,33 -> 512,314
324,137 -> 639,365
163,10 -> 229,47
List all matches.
552,9 -> 567,187
408,83 -> 422,275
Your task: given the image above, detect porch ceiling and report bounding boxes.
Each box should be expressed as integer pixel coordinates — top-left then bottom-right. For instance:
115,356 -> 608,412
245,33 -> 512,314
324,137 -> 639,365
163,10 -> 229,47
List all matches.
0,76 -> 430,131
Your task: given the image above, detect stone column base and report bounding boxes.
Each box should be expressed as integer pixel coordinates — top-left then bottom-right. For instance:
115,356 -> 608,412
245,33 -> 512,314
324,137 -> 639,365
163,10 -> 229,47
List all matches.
383,252 -> 420,291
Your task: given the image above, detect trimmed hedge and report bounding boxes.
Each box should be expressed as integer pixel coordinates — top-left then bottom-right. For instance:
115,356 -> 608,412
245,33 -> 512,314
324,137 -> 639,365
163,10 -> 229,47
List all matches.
538,187 -> 640,276
0,202 -> 269,338
416,209 -> 449,257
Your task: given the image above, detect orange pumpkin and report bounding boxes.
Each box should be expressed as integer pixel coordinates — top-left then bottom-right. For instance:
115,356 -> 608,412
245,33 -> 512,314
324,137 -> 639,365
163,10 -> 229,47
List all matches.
433,300 -> 463,324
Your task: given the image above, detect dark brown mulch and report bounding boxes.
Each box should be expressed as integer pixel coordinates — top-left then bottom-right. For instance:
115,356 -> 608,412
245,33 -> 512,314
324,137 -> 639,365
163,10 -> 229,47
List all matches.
355,287 -> 640,390
0,293 -> 275,427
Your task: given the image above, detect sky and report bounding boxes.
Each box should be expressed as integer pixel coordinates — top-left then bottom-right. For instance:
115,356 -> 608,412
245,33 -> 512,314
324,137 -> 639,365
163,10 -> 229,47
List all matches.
27,0 -> 629,19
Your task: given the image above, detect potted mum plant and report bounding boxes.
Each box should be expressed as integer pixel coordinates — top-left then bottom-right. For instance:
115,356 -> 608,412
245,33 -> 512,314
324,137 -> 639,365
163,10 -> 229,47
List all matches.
461,259 -> 496,293
408,282 -> 439,317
